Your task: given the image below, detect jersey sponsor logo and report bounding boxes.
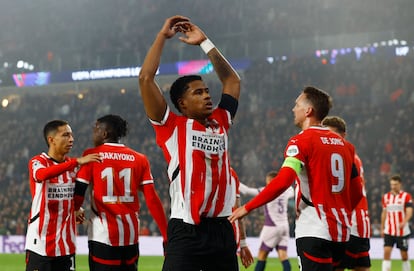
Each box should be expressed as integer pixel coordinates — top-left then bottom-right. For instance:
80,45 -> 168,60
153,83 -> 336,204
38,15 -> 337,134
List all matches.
191,132 -> 226,155
386,203 -> 404,212
286,145 -> 299,157
48,184 -> 74,200
320,136 -> 344,146
99,152 -> 135,161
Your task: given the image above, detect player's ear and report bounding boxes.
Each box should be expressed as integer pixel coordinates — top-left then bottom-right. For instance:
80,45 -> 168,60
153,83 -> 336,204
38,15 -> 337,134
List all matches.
305,106 -> 313,117
178,98 -> 186,111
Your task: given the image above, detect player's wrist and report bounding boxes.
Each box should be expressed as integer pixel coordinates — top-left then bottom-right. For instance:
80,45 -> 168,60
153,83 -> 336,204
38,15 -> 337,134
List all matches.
200,38 -> 215,54
239,239 -> 247,248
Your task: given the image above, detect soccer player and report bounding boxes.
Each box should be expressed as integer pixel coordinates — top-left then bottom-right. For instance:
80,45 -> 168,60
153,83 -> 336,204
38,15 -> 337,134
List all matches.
138,15 -> 241,271
74,114 -> 168,271
380,174 -> 413,271
322,116 -> 371,271
230,167 -> 254,269
25,120 -> 101,271
239,171 -> 293,271
229,86 -> 364,271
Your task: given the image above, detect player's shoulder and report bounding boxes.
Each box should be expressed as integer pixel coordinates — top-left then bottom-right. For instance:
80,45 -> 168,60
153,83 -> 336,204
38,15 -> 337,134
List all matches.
30,152 -> 51,163
82,146 -> 100,156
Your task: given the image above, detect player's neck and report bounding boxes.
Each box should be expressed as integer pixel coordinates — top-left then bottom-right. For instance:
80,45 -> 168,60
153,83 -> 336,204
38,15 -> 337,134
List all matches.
302,118 -> 321,130
47,150 -> 66,162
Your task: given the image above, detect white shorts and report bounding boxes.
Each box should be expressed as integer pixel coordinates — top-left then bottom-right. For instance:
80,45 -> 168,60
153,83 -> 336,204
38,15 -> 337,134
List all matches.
259,224 -> 289,251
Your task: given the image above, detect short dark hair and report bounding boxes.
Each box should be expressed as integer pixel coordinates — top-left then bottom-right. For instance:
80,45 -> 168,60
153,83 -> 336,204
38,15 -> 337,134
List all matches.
43,120 -> 69,147
390,174 -> 402,183
303,86 -> 333,121
97,114 -> 128,141
170,75 -> 202,112
322,116 -> 346,134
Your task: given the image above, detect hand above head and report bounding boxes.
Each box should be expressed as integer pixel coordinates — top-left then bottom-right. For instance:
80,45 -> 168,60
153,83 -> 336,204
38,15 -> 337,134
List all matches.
159,15 -> 190,39
228,205 -> 249,223
175,21 -> 208,45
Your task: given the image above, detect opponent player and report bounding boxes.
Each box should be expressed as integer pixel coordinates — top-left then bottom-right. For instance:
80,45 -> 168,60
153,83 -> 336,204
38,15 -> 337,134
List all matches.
74,114 -> 168,271
26,120 -> 101,271
239,171 -> 293,271
230,86 -> 363,271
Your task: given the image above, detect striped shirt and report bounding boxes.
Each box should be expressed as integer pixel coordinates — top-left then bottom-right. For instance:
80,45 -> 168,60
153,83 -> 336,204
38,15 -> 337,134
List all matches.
351,154 -> 371,238
76,143 -> 154,246
288,126 -> 357,242
151,106 -> 235,225
382,190 -> 412,236
26,152 -> 78,256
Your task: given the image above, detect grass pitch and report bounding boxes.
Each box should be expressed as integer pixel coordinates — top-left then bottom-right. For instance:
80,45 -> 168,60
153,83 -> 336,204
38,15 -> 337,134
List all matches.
0,253 -> 400,270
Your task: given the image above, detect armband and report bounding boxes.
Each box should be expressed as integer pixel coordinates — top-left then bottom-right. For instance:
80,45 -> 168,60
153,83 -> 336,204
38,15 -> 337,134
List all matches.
200,38 -> 215,54
239,239 -> 247,248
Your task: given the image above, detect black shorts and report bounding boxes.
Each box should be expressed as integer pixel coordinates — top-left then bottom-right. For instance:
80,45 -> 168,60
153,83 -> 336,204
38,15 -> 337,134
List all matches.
88,241 -> 139,271
384,234 -> 410,251
25,250 -> 75,271
162,217 -> 238,271
337,235 -> 371,269
296,237 -> 347,271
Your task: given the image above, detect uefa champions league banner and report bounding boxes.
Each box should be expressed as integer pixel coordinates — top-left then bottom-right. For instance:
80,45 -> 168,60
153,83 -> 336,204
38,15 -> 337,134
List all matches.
0,235 -> 410,259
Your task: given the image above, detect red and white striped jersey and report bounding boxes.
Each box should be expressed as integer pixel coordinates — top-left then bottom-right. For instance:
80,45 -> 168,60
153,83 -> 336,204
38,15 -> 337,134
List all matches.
76,143 -> 155,246
26,152 -> 78,256
288,126 -> 356,242
351,154 -> 371,238
151,106 -> 235,225
382,190 -> 412,236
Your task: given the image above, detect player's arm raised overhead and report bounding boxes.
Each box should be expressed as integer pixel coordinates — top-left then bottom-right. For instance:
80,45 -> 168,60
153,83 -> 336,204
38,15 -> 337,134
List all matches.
176,21 -> 241,101
138,15 -> 189,122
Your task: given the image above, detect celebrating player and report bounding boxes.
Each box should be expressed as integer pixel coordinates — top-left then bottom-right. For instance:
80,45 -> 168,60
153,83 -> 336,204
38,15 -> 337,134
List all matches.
74,114 -> 168,271
139,15 -> 241,271
230,86 -> 364,271
25,120 -> 101,271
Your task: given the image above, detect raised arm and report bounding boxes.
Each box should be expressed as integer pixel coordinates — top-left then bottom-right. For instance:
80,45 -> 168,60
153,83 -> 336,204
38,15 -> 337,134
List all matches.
138,15 -> 189,122
176,21 -> 241,100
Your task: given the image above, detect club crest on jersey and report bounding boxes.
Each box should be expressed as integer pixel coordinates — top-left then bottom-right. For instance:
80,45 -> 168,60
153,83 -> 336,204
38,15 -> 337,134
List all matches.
286,145 -> 299,157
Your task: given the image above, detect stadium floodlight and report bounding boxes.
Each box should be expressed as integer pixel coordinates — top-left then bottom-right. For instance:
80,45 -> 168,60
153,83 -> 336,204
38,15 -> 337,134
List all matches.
17,60 -> 24,69
1,99 -> 9,108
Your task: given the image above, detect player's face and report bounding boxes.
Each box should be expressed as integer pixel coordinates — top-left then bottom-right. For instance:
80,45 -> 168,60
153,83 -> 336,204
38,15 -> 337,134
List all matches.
49,125 -> 74,155
292,93 -> 310,128
179,80 -> 213,121
389,179 -> 401,194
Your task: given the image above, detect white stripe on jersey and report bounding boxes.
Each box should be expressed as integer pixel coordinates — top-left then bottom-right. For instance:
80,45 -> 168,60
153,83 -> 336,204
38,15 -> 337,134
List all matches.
117,215 -> 124,246
126,215 -> 135,245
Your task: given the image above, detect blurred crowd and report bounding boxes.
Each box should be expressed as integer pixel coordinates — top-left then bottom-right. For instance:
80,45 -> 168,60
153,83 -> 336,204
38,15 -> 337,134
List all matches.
0,47 -> 413,237
1,0 -> 413,77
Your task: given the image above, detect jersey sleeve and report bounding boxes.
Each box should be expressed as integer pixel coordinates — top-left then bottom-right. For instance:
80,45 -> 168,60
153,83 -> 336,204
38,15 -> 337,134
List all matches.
30,156 -> 78,183
245,166 -> 296,212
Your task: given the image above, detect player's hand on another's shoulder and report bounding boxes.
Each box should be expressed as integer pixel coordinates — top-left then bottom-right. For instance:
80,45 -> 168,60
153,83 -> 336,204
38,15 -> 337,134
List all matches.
77,153 -> 102,165
160,15 -> 189,39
